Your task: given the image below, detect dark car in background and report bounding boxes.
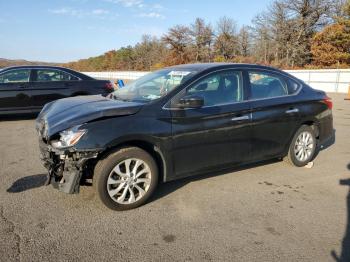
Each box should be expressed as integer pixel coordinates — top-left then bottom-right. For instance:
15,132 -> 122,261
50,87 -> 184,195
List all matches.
0,66 -> 114,114
36,63 -> 334,211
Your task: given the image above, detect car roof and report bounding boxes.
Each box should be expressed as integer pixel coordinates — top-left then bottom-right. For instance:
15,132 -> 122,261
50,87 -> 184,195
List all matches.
0,65 -> 93,80
165,63 -> 301,83
166,63 -> 280,72
2,63 -> 281,73
1,65 -> 73,71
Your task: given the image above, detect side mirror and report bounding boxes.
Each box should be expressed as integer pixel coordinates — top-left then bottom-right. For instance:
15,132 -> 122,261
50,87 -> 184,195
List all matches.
178,95 -> 204,109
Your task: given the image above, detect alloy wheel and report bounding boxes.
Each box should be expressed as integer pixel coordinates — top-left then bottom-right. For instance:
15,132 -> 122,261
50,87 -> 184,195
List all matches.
294,131 -> 314,162
107,158 -> 151,204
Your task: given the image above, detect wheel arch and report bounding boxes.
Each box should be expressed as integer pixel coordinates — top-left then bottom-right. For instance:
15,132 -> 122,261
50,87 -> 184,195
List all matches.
282,119 -> 320,157
96,139 -> 167,183
300,120 -> 320,139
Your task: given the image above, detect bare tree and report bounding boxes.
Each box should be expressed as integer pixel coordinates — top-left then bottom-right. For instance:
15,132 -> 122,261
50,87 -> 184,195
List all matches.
267,0 -> 294,66
190,18 -> 214,62
331,0 -> 348,19
251,12 -> 273,64
237,25 -> 250,57
249,0 -> 333,67
133,35 -> 167,70
283,0 -> 332,66
214,16 -> 238,60
162,25 -> 193,64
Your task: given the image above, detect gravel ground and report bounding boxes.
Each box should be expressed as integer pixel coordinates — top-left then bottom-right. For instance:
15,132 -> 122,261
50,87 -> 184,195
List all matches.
0,93 -> 349,262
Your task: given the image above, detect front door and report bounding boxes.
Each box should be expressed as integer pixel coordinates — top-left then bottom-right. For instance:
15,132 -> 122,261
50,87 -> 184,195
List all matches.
170,69 -> 252,178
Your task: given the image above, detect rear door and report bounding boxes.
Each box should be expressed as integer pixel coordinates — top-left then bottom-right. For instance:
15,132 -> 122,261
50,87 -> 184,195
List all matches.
0,69 -> 31,112
247,70 -> 302,160
169,69 -> 252,178
30,69 -> 79,110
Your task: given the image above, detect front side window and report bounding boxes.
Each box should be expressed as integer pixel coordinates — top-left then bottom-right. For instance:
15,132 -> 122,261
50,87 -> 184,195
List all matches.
184,70 -> 243,106
0,69 -> 30,83
36,69 -> 78,82
112,69 -> 198,102
248,71 -> 294,99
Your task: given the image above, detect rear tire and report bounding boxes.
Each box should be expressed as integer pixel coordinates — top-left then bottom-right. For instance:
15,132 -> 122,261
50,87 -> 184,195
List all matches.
93,147 -> 158,211
285,125 -> 317,167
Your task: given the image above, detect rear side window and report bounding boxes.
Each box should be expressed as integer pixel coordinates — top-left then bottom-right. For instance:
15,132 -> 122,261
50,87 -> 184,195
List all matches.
285,78 -> 301,94
35,69 -> 79,82
248,71 -> 293,99
0,69 -> 30,83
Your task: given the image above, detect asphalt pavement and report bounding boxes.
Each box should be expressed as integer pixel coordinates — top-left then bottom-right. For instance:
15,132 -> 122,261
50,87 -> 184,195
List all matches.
0,93 -> 349,262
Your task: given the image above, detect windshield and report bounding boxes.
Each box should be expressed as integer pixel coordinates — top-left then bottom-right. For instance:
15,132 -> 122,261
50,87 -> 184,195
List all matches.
112,69 -> 197,102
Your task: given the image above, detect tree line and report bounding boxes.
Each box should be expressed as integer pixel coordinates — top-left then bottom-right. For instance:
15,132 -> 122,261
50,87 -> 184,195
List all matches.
64,0 -> 350,71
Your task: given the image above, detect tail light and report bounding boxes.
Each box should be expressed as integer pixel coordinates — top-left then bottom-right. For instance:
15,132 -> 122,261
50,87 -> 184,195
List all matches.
104,81 -> 114,91
323,96 -> 333,110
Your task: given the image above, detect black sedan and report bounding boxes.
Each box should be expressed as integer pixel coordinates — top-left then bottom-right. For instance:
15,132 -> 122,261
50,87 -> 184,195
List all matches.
0,66 -> 114,114
36,63 -> 334,210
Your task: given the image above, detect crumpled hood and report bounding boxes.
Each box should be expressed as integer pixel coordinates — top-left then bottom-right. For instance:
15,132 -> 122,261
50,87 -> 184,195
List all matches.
36,95 -> 143,138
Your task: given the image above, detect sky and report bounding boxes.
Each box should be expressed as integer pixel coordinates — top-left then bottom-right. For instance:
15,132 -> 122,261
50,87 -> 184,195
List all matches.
0,0 -> 272,62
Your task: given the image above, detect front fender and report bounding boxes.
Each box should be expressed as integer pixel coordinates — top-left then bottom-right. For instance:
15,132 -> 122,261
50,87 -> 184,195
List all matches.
72,114 -> 173,182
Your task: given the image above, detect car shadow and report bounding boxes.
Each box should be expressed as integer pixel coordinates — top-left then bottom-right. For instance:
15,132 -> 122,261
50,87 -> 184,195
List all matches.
151,130 -> 336,203
6,174 -> 47,193
0,113 -> 38,121
331,163 -> 350,262
150,159 -> 279,203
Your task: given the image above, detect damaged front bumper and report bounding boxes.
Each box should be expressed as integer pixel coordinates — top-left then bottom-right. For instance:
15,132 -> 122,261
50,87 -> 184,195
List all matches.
38,138 -> 100,194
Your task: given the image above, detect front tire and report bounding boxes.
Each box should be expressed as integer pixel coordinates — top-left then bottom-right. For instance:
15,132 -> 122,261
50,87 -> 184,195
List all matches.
94,147 -> 158,211
285,125 -> 317,167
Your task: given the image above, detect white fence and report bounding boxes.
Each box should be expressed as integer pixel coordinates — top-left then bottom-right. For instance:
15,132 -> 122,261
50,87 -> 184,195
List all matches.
84,69 -> 350,93
82,71 -> 148,81
285,69 -> 350,93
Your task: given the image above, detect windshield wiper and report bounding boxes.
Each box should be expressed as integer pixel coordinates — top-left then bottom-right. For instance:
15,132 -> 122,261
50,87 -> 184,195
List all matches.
131,98 -> 151,103
112,95 -> 130,102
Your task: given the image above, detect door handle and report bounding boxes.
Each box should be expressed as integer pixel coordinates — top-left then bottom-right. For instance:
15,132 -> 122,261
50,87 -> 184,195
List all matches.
285,108 -> 299,114
231,115 -> 250,121
18,84 -> 27,88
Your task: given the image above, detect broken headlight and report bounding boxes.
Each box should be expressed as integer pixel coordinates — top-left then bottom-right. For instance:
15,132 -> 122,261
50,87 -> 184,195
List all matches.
51,126 -> 86,149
